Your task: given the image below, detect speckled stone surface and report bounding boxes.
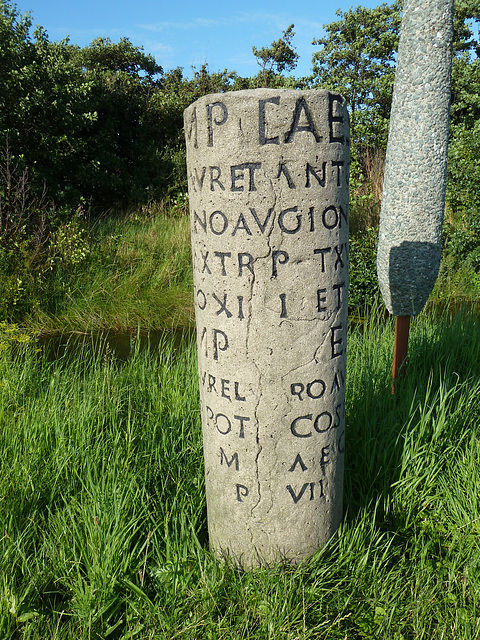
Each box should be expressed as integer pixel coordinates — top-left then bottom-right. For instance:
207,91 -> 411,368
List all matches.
377,0 -> 454,316
184,89 -> 350,567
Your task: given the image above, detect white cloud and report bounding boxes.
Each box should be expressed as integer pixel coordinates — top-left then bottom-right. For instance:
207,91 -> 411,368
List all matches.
138,11 -> 294,33
143,40 -> 175,57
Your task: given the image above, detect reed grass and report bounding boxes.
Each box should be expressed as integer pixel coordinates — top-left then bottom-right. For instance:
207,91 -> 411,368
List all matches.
429,252 -> 480,315
28,211 -> 194,335
1,309 -> 479,638
20,203 -> 480,337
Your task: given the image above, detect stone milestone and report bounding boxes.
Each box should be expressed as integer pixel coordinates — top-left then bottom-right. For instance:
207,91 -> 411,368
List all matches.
184,89 -> 350,567
377,0 -> 455,316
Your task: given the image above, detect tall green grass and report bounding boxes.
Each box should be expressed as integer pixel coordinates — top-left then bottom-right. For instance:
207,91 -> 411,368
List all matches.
430,252 -> 480,314
28,211 -> 194,335
19,204 -> 480,336
1,311 -> 480,638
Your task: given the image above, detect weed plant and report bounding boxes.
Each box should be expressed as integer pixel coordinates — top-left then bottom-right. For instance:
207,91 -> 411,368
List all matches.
1,309 -> 479,638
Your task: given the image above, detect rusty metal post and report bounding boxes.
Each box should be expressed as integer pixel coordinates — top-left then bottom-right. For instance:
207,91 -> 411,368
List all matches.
391,315 -> 410,393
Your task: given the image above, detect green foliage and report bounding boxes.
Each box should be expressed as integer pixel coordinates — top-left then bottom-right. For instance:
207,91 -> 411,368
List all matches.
446,14 -> 480,272
0,4 -> 307,215
1,313 -> 480,637
150,64 -> 239,198
432,250 -> 480,309
349,227 -> 381,313
0,320 -> 37,352
78,35 -> 161,77
443,214 -> 480,272
0,2 -> 100,205
1,0 -> 480,327
0,148 -> 49,317
309,0 -> 480,233
24,208 -> 194,334
252,24 -> 299,87
47,216 -> 91,270
0,147 -> 93,320
0,142 -> 194,328
310,1 -> 401,150
453,0 -> 480,57
308,1 -> 401,226
447,56 -> 480,221
349,148 -> 385,232
0,1 -> 181,210
70,37 -> 167,207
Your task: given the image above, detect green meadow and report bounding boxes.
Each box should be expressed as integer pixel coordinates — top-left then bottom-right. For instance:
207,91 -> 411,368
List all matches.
1,300 -> 479,638
23,210 -> 194,336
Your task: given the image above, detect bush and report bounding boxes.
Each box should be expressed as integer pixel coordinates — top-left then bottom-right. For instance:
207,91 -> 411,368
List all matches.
443,212 -> 480,272
0,149 -> 94,321
0,321 -> 38,352
349,227 -> 381,313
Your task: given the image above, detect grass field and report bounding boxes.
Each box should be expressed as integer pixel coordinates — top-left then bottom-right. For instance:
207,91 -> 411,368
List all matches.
26,210 -> 194,336
13,205 -> 478,337
1,308 -> 479,639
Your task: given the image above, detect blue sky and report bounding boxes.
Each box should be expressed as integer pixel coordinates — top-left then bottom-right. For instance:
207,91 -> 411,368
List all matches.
21,0 -> 384,78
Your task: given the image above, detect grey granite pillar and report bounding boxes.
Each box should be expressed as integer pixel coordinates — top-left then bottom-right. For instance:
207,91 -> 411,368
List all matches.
377,0 -> 454,316
184,89 -> 350,567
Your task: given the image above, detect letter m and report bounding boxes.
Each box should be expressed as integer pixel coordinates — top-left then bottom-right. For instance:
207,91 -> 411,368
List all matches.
220,448 -> 239,471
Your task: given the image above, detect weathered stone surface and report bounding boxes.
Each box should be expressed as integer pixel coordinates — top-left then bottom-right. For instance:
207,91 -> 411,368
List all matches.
184,89 -> 350,567
377,0 -> 454,316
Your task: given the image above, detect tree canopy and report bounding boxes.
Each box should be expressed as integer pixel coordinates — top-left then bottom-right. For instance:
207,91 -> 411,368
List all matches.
252,24 -> 299,86
0,0 -> 479,219
310,1 -> 402,150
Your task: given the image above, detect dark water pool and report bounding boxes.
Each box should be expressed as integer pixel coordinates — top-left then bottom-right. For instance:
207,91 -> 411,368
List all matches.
38,328 -> 195,363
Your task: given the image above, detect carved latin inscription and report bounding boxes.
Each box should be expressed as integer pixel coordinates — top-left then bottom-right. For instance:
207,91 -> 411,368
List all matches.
185,89 -> 350,567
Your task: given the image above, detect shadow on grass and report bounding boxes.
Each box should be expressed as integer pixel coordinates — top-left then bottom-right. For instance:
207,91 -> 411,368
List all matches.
344,309 -> 480,524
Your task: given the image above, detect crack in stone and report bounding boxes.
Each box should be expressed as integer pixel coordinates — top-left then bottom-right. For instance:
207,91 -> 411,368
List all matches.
250,387 -> 263,517
280,355 -> 319,380
244,229 -> 262,520
247,175 -> 278,524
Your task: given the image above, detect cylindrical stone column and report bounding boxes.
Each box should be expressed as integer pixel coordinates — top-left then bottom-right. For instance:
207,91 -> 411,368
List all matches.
184,89 -> 350,567
377,0 -> 454,316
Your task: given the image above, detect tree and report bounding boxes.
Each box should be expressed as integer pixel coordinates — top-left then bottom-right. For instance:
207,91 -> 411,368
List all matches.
309,0 -> 480,251
310,2 -> 401,151
148,63 -> 239,197
252,24 -> 299,87
70,37 -> 165,206
447,2 -> 480,226
310,0 -> 480,203
452,0 -> 480,58
0,2 -> 101,205
78,36 -> 162,78
0,4 -> 170,209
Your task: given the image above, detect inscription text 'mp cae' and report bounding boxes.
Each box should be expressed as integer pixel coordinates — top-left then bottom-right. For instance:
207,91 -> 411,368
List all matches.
185,93 -> 348,150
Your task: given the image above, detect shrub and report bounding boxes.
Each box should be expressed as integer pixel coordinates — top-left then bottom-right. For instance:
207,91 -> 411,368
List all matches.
443,212 -> 480,272
349,226 -> 381,313
0,321 -> 38,352
0,149 -> 93,321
